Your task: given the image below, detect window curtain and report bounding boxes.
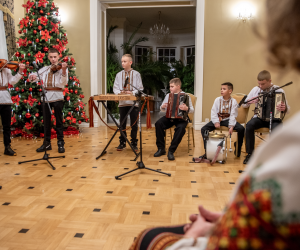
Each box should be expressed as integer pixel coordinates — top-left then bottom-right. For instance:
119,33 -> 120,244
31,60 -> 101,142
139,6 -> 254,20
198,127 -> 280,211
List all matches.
0,0 -> 16,59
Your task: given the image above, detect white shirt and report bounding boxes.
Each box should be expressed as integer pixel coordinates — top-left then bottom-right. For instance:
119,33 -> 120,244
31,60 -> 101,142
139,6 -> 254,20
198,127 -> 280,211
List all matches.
211,96 -> 238,127
242,85 -> 290,118
0,68 -> 22,104
29,66 -> 68,103
160,91 -> 194,114
113,69 -> 143,107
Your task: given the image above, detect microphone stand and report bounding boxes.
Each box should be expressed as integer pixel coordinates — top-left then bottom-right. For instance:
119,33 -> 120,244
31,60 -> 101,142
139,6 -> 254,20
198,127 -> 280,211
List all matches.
115,82 -> 171,180
18,65 -> 65,170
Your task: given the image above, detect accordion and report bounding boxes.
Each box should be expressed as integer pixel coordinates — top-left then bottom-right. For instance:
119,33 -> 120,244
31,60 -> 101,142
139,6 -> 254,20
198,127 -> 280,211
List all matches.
166,93 -> 189,120
257,92 -> 285,122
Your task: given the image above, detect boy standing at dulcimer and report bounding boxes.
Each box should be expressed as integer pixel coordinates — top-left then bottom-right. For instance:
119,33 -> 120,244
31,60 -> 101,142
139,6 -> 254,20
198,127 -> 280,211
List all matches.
0,62 -> 25,156
113,54 -> 143,152
28,48 -> 68,153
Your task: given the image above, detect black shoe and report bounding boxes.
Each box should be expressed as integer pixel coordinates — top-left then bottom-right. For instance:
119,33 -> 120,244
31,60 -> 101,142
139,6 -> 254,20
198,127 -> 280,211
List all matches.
132,144 -> 138,152
154,149 -> 166,157
234,142 -> 241,157
198,153 -> 207,159
243,154 -> 251,164
117,142 -> 126,151
168,151 -> 175,161
58,141 -> 65,153
36,142 -> 52,152
4,145 -> 16,156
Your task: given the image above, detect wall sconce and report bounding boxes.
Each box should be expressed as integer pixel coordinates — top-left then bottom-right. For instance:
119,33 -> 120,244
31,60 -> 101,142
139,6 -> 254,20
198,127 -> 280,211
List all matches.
232,1 -> 256,23
237,12 -> 253,22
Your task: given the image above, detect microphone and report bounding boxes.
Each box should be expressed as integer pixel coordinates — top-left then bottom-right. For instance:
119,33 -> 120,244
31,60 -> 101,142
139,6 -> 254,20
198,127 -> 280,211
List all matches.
124,76 -> 129,89
238,95 -> 247,107
32,61 -> 39,69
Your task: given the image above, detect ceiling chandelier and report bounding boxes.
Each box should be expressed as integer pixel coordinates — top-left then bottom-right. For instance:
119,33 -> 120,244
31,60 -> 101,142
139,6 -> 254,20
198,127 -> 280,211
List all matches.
149,11 -> 170,40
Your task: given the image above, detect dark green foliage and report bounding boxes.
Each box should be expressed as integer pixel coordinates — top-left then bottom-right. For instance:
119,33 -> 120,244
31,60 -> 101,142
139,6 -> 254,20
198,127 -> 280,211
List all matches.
171,60 -> 195,94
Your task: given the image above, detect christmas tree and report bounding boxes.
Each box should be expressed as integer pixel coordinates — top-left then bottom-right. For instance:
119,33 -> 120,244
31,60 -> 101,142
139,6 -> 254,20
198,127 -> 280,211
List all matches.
9,0 -> 89,138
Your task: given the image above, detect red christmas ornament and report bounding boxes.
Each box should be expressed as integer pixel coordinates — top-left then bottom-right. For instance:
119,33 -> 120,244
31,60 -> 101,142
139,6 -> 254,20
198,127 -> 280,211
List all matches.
35,113 -> 39,117
41,120 -> 43,123
64,33 -> 67,36
39,89 -> 42,92
56,38 -> 60,42
75,90 -> 78,94
23,29 -> 27,33
15,87 -> 19,91
68,112 -> 71,115
31,19 -> 34,22
26,61 -> 30,65
21,54 -> 24,58
23,99 -> 27,104
40,10 -> 44,14
18,30 -> 22,34
28,41 -> 32,45
43,47 -> 49,52
66,96 -> 70,101
21,89 -> 24,92
38,102 -> 41,105
33,30 -> 37,34
25,113 -> 31,119
75,108 -> 79,111
30,23 -> 33,27
50,7 -> 53,10
32,12 -> 35,15
82,111 -> 85,115
69,77 -> 72,80
78,120 -> 82,124
63,119 -> 65,122
63,57 -> 68,62
26,16 -> 29,20
52,110 -> 55,114
81,95 -> 85,98
47,13 -> 50,15
28,53 -> 31,56
36,38 -> 39,43
29,87 -> 32,91
70,89 -> 73,93
66,84 -> 68,87
33,6 -> 35,9
73,76 -> 76,80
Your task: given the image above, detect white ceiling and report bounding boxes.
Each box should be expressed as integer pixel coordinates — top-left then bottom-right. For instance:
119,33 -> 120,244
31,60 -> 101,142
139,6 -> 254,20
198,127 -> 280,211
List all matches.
107,7 -> 196,31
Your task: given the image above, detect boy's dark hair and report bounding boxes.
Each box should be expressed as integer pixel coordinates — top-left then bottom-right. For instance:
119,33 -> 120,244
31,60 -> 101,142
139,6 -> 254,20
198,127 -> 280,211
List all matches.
48,48 -> 59,54
221,82 -> 233,91
257,70 -> 271,81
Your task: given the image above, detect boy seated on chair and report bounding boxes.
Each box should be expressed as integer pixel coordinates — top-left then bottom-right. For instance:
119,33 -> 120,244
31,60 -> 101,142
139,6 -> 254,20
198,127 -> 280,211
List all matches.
200,82 -> 245,159
154,78 -> 194,161
242,70 -> 290,164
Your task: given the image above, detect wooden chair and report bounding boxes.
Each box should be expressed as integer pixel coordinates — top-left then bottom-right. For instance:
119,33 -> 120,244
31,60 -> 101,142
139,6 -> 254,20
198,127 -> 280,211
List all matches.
213,93 -> 249,154
165,93 -> 197,152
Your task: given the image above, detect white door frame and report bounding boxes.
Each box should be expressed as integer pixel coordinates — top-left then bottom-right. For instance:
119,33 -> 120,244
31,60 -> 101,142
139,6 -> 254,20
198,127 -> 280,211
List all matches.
90,0 -> 205,129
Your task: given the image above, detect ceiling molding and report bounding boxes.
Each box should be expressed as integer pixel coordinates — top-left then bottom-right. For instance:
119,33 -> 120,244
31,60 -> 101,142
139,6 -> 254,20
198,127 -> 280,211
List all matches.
100,1 -> 195,9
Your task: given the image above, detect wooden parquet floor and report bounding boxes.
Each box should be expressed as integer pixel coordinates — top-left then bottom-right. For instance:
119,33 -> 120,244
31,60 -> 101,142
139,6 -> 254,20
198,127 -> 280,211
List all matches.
0,127 -> 250,250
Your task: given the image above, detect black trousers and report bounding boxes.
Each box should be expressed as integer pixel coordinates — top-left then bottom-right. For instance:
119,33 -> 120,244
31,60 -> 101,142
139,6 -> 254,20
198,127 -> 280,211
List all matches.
155,116 -> 188,153
43,101 -> 64,143
201,120 -> 245,151
119,106 -> 139,144
246,117 -> 281,154
0,104 -> 12,146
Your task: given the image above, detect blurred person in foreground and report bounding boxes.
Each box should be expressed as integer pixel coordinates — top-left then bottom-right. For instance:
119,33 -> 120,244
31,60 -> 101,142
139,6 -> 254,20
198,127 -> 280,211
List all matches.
129,0 -> 300,249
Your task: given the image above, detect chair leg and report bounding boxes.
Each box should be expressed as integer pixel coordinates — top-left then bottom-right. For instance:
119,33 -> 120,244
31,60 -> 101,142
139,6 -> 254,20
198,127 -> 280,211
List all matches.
188,127 -> 190,153
192,127 -> 195,147
165,130 -> 166,152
